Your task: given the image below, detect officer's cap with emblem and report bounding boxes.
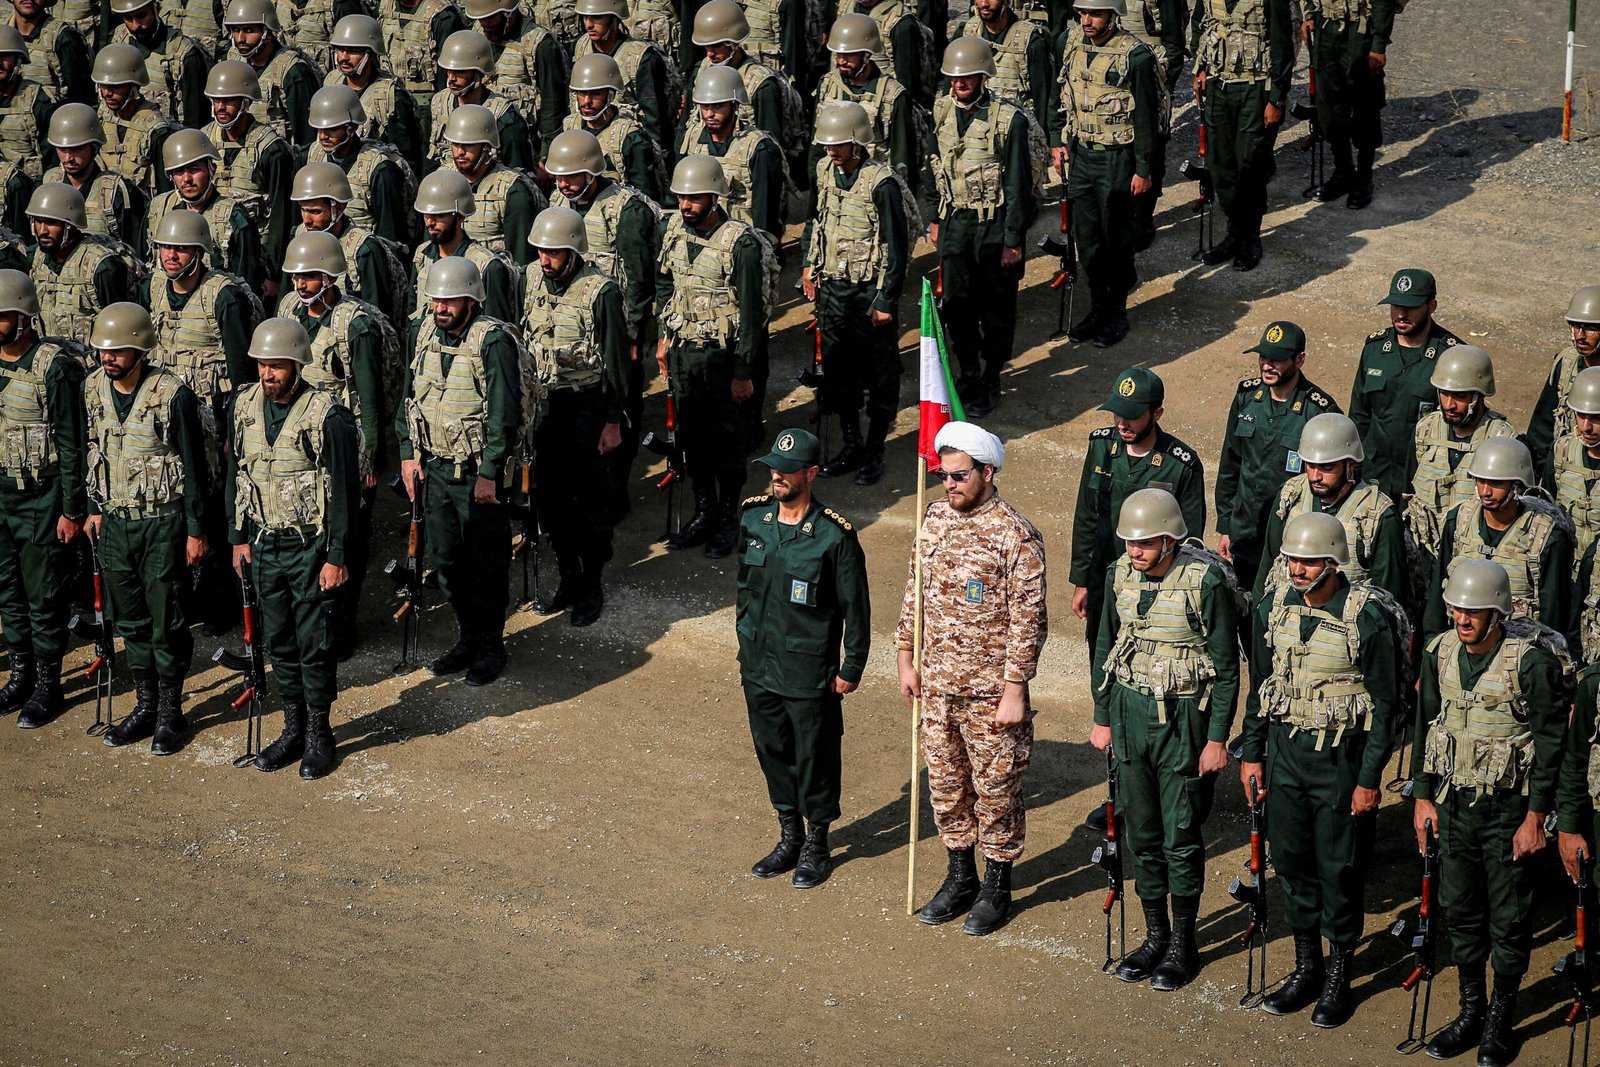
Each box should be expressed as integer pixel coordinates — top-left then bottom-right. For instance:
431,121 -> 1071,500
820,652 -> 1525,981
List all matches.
1099,367 -> 1163,419
755,428 -> 821,472
1380,268 -> 1437,308
1245,320 -> 1305,361
934,420 -> 1005,469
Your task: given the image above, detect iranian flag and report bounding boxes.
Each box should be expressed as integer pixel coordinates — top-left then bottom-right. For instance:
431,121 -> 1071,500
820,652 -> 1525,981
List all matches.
917,278 -> 965,471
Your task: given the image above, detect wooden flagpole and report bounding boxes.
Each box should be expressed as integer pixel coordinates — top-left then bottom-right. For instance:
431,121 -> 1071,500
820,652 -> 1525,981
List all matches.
907,466 -> 925,915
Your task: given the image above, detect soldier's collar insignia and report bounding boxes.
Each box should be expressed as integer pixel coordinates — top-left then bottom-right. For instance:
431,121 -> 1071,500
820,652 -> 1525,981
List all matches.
1151,453 -> 1163,466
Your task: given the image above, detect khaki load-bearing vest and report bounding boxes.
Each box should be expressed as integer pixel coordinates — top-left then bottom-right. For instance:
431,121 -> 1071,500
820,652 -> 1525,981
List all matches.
931,91 -> 1021,221
1196,0 -> 1269,82
110,25 -> 209,123
562,106 -> 652,189
378,0 -> 455,101
573,35 -> 659,114
956,16 -> 1041,108
41,168 -> 135,243
533,0 -> 580,46
1445,495 -> 1571,623
249,45 -> 320,142
1099,545 -> 1223,716
683,125 -> 779,233
463,163 -> 546,255
1552,346 -> 1600,449
160,0 -> 225,57
404,313 -> 505,472
1060,30 -> 1140,149
1262,479 -> 1393,597
1406,409 -> 1517,551
659,213 -> 751,348
325,69 -> 414,147
0,78 -> 47,181
553,180 -> 659,308
428,89 -> 519,167
232,380 -> 339,534
100,101 -> 180,197
816,69 -> 908,169
1553,433 -> 1600,560
1581,663 -> 1600,808
299,296 -> 391,479
489,23 -> 553,120
410,240 -> 517,321
8,14 -> 69,93
1314,0 -> 1373,33
204,118 -> 289,232
84,365 -> 187,513
0,341 -> 78,481
31,236 -> 135,345
810,157 -> 897,287
522,263 -> 608,387
624,0 -> 677,54
277,0 -> 339,67
149,269 -> 259,404
740,0 -> 783,68
306,138 -> 417,236
144,191 -> 242,270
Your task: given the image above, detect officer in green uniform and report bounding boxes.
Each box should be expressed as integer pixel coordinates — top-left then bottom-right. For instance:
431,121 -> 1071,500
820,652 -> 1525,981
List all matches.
521,206 -> 626,627
26,181 -> 139,346
203,61 -> 297,292
0,26 -> 57,190
1526,283 -> 1600,476
1053,0 -> 1161,349
1346,267 -> 1461,503
800,101 -> 909,489
1241,511 -> 1404,1026
429,29 -> 538,175
411,166 -> 521,324
327,13 -> 428,177
678,64 -> 787,246
1544,365 -> 1600,564
464,0 -> 571,162
1091,487 -> 1240,991
222,0 -> 323,149
289,160 -> 410,329
953,0 -> 1054,125
655,154 -> 771,559
85,302 -> 209,754
1215,320 -> 1338,593
0,268 -> 86,728
305,84 -> 417,248
1412,558 -> 1569,1067
44,102 -> 147,253
397,255 -> 533,686
1304,0 -> 1396,209
812,13 -> 920,198
227,316 -> 361,779
1188,0 -> 1291,272
5,0 -> 92,106
146,128 -> 269,296
108,0 -> 211,129
563,52 -> 666,204
738,428 -> 870,889
923,36 -> 1035,416
92,42 -> 181,201
443,102 -> 546,265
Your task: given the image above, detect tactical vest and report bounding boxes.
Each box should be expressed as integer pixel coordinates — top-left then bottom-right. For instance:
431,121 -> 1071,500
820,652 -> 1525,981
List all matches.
1061,30 -> 1139,148
379,0 -> 457,101
573,35 -> 655,114
204,118 -> 289,230
683,125 -> 775,232
866,0 -> 917,86
533,0 -> 580,46
56,0 -> 98,41
161,0 -> 225,58
325,69 -> 413,148
1314,0 -> 1373,33
7,14 -> 68,94
1553,433 -> 1600,561
300,296 -> 382,477
489,22 -> 552,120
680,58 -> 785,151
957,16 -> 1039,108
148,269 -> 254,403
1197,0 -> 1269,82
0,78 -> 46,181
1447,497 -> 1567,623
1099,548 -> 1218,715
1260,586 -> 1380,748
145,191 -> 241,272
1423,624 -> 1543,799
403,313 -> 502,469
100,101 -> 179,197
810,158 -> 895,287
1407,409 -> 1516,550
463,163 -> 544,254
41,167 -> 135,244
1265,479 -> 1393,596
523,263 -> 608,387
31,235 -> 128,344
1580,564 -> 1600,664
111,24 -> 206,123
562,106 -> 648,188
624,0 -> 677,55
0,340 -> 75,479
931,92 -> 1018,220
410,240 -> 517,321
232,380 -> 339,534
1121,0 -> 1171,78
307,138 -> 413,235
741,0 -> 784,69
248,45 -> 320,143
1550,345 -> 1598,446
84,365 -> 188,512
329,221 -> 405,311
429,89 -> 517,167
817,69 -> 907,169
277,0 -> 338,68
554,182 -> 654,309
659,214 -> 749,347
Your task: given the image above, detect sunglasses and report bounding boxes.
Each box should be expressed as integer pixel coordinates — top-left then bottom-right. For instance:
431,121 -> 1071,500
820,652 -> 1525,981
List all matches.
937,466 -> 980,484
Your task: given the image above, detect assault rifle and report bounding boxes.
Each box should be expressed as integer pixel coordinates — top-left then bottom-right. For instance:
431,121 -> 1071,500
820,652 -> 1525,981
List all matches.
1555,848 -> 1593,1067
384,471 -> 425,672
509,447 -> 541,611
642,376 -> 685,541
69,532 -> 116,736
1038,162 -> 1076,341
797,319 -> 829,461
1392,818 -> 1439,1054
1229,775 -> 1269,1007
212,567 -> 266,768
1294,21 -> 1326,197
1092,745 -> 1125,971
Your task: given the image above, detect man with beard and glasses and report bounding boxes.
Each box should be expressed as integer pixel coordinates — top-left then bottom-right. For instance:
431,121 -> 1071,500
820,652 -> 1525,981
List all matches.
325,14 -> 426,175
409,166 -> 520,323
226,316 -> 361,779
897,421 -> 1047,937
202,60 -> 296,288
108,0 -> 211,129
304,84 -> 417,247
426,29 -> 536,174
145,128 -> 268,295
0,269 -> 87,730
41,103 -> 146,252
442,102 -> 545,265
463,0 -> 570,164
84,302 -> 209,754
222,0 -> 322,149
737,428 -> 869,891
1526,283 -> 1600,476
26,181 -> 139,345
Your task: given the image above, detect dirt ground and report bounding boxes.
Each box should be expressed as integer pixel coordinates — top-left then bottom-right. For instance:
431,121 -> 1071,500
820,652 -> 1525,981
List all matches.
4,3 -> 1598,1063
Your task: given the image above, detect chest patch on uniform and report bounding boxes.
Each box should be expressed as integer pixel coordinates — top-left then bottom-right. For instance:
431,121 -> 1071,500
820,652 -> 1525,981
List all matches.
964,580 -> 985,604
1286,449 -> 1302,473
790,579 -> 810,604
1151,453 -> 1164,467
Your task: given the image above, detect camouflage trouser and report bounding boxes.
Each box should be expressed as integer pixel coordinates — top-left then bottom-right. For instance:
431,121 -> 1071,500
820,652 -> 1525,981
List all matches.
920,693 -> 1034,863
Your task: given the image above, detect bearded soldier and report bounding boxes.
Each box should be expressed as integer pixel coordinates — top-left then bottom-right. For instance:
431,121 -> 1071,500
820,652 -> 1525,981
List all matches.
813,14 -> 919,196
274,0 -> 366,68
85,303 -> 209,754
465,0 -> 570,160
572,0 -> 672,149
715,0 -> 804,80
146,128 -> 268,293
428,29 -> 536,173
1304,0 -> 1396,209
521,206 -> 626,626
305,84 -> 417,247
222,0 -> 323,148
288,160 -> 410,329
0,26 -> 55,189
837,0 -> 934,111
1241,511 -> 1404,1026
227,317 -> 361,779
92,42 -> 181,199
678,64 -> 786,245
203,60 -> 296,282
410,166 -> 519,322
801,102 -> 909,489
1527,284 -> 1600,476
326,14 -> 427,175
109,0 -> 211,128
1091,488 -> 1240,990
954,0 -> 1053,124
375,0 -> 469,145
1545,365 -> 1600,563
563,52 -> 664,203
5,0 -> 93,106
26,182 -> 139,345
42,103 -> 146,251
442,102 -> 545,265
685,1 -> 801,165
1412,559 -> 1568,1067
0,269 -> 87,730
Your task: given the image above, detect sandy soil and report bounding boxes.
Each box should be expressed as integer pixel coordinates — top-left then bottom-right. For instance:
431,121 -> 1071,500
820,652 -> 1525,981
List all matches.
4,2 -> 1598,1063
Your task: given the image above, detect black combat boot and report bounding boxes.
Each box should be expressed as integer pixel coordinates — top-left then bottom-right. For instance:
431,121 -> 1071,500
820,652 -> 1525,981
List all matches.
1068,297 -> 1105,343
667,489 -> 717,549
751,812 -> 804,877
570,565 -> 604,628
1232,236 -> 1264,273
1262,929 -> 1325,1015
919,846 -> 980,925
962,858 -> 1013,936
149,678 -> 188,756
465,636 -> 508,686
103,670 -> 159,747
792,822 -> 831,889
1476,974 -> 1520,1067
256,700 -> 307,771
1202,232 -> 1240,265
1150,894 -> 1201,991
1347,147 -> 1376,210
856,450 -> 885,486
704,504 -> 740,559
953,371 -> 983,407
1094,295 -> 1130,349
1426,964 -> 1487,1060
1085,804 -> 1108,832
429,632 -> 478,676
299,704 -> 336,779
16,658 -> 64,729
1311,941 -> 1357,1028
1115,898 -> 1172,983
820,432 -> 864,479
965,379 -> 1000,419
0,649 -> 35,713
535,558 -> 580,615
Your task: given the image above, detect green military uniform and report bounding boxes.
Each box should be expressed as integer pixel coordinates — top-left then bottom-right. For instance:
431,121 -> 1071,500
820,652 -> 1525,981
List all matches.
1404,406 -> 1517,558
682,121 -> 787,243
1546,431 -> 1600,565
6,9 -> 93,106
573,32 -> 672,149
98,98 -> 180,199
843,0 -> 935,108
111,21 -> 212,129
562,105 -> 666,203
412,236 -> 520,323
205,116 -> 297,279
810,65 -> 920,197
1256,477 -> 1407,604
305,136 -> 416,247
29,233 -> 139,345
1528,345 -> 1600,478
1557,660 -> 1600,860
731,0 -> 808,83
1425,499 -> 1575,641
1347,322 -> 1461,503
1,159 -> 34,238
1308,0 -> 1396,206
483,12 -> 572,159
328,67 -> 428,175
461,161 -> 545,266
0,72 -> 57,183
293,215 -> 411,330
146,190 -> 269,294
427,89 -> 537,174
41,167 -> 147,253
377,0 -> 469,143
954,11 -> 1054,124
241,42 -> 323,149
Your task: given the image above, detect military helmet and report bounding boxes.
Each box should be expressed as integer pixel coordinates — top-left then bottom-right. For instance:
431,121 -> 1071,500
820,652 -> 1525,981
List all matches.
92,43 -> 150,87
47,103 -> 105,148
1442,557 -> 1514,615
527,206 -> 588,254
545,129 -> 605,176
1465,436 -> 1535,487
308,84 -> 367,129
162,128 -> 220,172
222,0 -> 282,32
573,0 -> 628,18
152,209 -> 215,255
26,182 -> 87,229
444,103 -> 500,148
0,25 -> 27,55
422,255 -> 486,302
1567,284 -> 1600,327
814,101 -> 872,147
1116,487 -> 1186,541
90,302 -> 157,352
290,161 -> 354,203
0,269 -> 40,317
692,63 -> 748,106
329,13 -> 384,52
464,0 -> 518,17
439,29 -> 496,72
1569,367 -> 1600,416
414,168 -> 476,215
669,154 -> 728,197
282,229 -> 348,278
248,316 -> 311,364
691,0 -> 748,45
569,53 -> 624,92
1297,412 -> 1365,464
205,59 -> 262,101
827,12 -> 882,54
1429,343 -> 1496,396
107,0 -> 156,15
1073,0 -> 1127,11
940,37 -> 996,78
1280,511 -> 1349,566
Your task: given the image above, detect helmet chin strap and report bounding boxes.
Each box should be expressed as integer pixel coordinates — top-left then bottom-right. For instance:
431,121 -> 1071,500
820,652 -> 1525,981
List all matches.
351,50 -> 371,77
450,73 -> 481,99
214,102 -> 246,130
235,30 -> 269,59
164,248 -> 204,281
1290,562 -> 1333,595
297,274 -> 336,313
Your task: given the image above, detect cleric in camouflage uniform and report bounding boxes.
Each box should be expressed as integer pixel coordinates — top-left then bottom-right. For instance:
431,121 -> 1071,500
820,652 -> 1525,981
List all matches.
1304,0 -> 1396,209
897,422 -> 1047,938
1526,283 -> 1600,476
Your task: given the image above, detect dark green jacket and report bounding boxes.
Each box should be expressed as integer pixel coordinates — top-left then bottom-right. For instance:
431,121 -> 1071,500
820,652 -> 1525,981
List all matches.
396,313 -> 523,482
1254,480 -> 1408,605
1216,372 -> 1339,544
92,365 -> 210,536
1425,503 -> 1575,642
0,336 -> 87,516
293,298 -> 388,472
1346,321 -> 1462,501
1069,424 -> 1206,588
799,158 -> 909,314
1558,661 -> 1600,834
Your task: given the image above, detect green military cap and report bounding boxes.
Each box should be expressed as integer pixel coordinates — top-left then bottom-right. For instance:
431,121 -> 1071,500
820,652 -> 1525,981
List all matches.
755,428 -> 820,472
1245,320 -> 1305,360
1099,367 -> 1163,418
1380,268 -> 1437,308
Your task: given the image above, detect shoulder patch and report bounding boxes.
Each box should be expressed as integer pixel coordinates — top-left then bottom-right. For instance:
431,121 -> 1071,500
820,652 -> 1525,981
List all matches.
741,493 -> 773,510
1164,439 -> 1197,466
1237,377 -> 1262,391
821,507 -> 854,533
1308,389 -> 1333,409
1366,329 -> 1386,343
1090,426 -> 1115,440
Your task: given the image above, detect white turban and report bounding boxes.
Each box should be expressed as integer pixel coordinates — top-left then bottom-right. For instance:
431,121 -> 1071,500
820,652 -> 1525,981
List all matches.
934,421 -> 1005,470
